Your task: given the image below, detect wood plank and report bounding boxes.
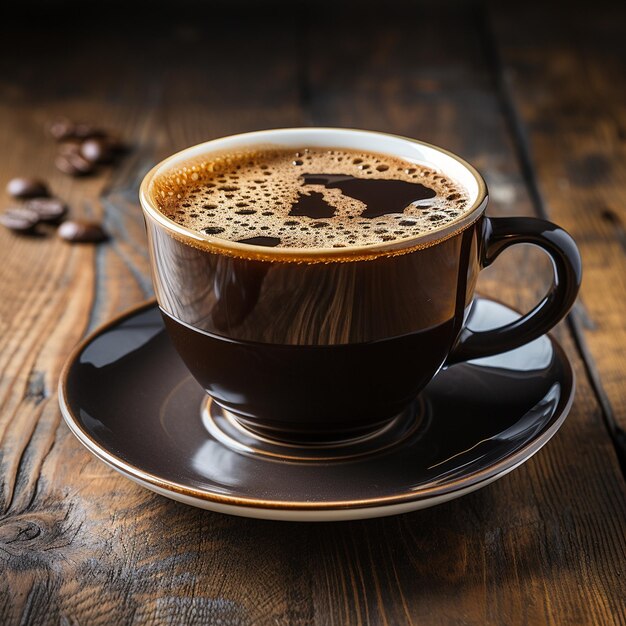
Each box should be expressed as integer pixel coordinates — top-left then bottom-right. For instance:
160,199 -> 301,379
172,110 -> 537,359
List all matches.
0,5 -> 624,626
490,3 -> 626,464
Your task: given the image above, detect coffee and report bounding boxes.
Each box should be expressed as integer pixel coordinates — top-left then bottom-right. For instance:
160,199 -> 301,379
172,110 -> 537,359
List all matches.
153,148 -> 469,249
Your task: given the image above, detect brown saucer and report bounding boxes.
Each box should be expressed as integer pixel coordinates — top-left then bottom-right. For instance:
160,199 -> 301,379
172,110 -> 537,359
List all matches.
58,297 -> 575,521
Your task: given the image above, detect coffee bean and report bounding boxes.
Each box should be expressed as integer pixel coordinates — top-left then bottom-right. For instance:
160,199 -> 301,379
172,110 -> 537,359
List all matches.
69,152 -> 96,175
0,207 -> 40,233
6,177 -> 49,198
57,140 -> 83,157
55,152 -> 95,176
47,117 -> 76,141
58,220 -> 108,243
54,155 -> 78,176
80,138 -> 115,164
26,197 -> 67,223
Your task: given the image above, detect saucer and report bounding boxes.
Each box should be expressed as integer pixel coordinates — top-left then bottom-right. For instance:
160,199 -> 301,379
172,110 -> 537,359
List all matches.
59,297 -> 574,521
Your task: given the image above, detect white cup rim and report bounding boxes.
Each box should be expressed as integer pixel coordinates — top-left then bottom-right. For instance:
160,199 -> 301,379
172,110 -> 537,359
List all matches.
139,127 -> 488,261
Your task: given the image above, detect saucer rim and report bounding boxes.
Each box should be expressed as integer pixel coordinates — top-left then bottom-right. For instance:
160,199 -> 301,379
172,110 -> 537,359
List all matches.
58,298 -> 575,514
90,453 -> 530,521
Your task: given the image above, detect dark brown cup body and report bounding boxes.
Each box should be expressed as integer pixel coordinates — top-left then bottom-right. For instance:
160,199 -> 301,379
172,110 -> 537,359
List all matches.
141,131 -> 581,443
145,217 -> 482,440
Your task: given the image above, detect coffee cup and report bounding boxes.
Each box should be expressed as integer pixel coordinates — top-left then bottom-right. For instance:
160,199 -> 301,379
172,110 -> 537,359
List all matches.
139,128 -> 581,443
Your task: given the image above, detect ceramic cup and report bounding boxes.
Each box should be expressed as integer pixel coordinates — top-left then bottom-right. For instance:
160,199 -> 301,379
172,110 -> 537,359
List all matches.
140,128 -> 582,443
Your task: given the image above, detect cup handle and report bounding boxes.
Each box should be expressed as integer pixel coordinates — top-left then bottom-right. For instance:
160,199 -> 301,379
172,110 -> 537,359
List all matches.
446,216 -> 582,365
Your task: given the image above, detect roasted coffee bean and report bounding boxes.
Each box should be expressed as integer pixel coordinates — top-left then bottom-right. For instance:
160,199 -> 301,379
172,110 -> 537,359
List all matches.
55,155 -> 78,176
58,220 -> 108,243
26,197 -> 67,223
57,140 -> 83,157
6,177 -> 49,198
80,138 -> 116,164
55,152 -> 95,176
0,207 -> 40,233
47,117 -> 76,141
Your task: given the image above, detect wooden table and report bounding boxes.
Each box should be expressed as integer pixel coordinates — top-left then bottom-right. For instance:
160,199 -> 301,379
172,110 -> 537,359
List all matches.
1,3 -> 625,624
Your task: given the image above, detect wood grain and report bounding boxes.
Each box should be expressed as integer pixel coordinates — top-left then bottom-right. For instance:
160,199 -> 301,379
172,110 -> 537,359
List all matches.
0,5 -> 625,626
490,2 -> 626,466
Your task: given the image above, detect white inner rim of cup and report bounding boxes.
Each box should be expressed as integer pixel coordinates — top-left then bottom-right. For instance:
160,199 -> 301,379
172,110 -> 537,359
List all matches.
140,128 -> 487,258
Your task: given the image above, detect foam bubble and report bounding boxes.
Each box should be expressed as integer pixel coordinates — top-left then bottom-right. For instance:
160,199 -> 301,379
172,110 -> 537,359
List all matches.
153,148 -> 470,249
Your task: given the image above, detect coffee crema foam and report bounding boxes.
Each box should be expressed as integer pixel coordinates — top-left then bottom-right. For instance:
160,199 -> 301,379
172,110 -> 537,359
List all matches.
153,148 -> 470,249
